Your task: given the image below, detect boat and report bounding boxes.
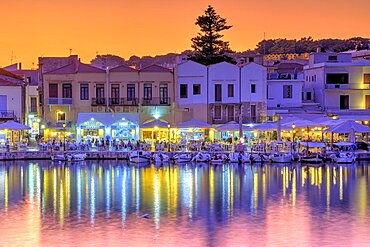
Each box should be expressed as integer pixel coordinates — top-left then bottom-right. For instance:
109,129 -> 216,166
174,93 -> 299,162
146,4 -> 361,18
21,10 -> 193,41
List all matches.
250,153 -> 269,163
299,154 -> 323,165
331,152 -> 356,164
173,153 -> 193,163
269,153 -> 292,163
229,152 -> 250,163
152,152 -> 170,163
71,153 -> 87,162
51,154 -> 71,162
210,153 -> 228,164
191,152 -> 211,162
129,150 -> 151,163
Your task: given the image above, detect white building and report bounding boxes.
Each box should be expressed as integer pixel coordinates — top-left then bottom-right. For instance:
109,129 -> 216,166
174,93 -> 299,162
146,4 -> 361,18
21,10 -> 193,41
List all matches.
176,61 -> 267,124
304,53 -> 370,119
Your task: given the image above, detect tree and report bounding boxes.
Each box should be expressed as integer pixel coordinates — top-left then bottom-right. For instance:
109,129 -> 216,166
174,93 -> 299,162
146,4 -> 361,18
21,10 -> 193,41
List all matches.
255,39 -> 276,54
91,54 -> 126,69
190,5 -> 233,65
295,37 -> 317,53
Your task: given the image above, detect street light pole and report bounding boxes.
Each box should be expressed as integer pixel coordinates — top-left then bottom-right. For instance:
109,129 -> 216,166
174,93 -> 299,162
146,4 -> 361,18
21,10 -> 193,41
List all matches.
167,124 -> 170,152
292,122 -> 296,151
62,122 -> 66,151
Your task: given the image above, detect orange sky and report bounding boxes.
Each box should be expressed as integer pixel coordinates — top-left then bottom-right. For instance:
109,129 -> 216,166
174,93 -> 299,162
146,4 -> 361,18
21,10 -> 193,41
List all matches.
1,0 -> 369,68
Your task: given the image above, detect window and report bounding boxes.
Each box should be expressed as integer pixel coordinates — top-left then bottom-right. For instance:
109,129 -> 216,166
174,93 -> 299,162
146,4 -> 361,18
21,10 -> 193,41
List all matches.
49,84 -> 58,98
283,85 -> 293,98
326,74 -> 349,84
80,84 -> 89,100
215,84 -> 222,101
228,84 -> 234,97
111,84 -> 120,104
328,55 -> 337,61
364,74 -> 370,84
306,92 -> 312,101
30,97 -> 37,113
251,105 -> 257,122
62,84 -> 72,98
180,84 -> 188,98
160,84 -> 168,104
144,83 -> 152,100
214,105 -> 222,120
193,84 -> 201,95
96,84 -> 105,104
251,84 -> 256,93
127,84 -> 135,101
57,112 -> 66,121
340,95 -> 349,109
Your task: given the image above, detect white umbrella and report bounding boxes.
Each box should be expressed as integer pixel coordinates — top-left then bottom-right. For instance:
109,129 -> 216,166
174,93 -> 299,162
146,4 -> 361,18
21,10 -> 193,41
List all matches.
216,121 -> 240,131
348,127 -> 356,143
0,120 -> 30,130
325,120 -> 370,134
177,119 -> 211,128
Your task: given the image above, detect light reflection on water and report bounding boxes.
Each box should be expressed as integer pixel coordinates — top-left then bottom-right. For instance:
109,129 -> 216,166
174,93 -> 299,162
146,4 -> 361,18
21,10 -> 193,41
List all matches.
0,161 -> 369,246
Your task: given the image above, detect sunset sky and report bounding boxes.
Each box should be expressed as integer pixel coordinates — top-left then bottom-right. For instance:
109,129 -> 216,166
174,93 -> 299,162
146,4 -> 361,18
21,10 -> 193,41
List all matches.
1,0 -> 369,68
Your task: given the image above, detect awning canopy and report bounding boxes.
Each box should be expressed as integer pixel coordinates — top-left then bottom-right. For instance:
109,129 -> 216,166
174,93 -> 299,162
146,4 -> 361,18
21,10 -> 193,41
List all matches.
299,142 -> 326,148
324,120 -> 370,134
0,120 -> 31,130
216,121 -> 240,131
252,122 -> 290,131
177,119 -> 211,128
140,119 -> 169,128
77,113 -> 139,126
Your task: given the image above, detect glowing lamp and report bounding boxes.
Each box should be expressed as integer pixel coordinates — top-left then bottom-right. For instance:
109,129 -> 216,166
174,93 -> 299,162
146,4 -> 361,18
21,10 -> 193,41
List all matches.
240,137 -> 245,144
154,126 -> 158,131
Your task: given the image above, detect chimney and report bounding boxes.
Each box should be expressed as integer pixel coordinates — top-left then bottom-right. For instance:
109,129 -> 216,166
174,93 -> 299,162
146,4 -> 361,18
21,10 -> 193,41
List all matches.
316,47 -> 321,53
18,62 -> 22,70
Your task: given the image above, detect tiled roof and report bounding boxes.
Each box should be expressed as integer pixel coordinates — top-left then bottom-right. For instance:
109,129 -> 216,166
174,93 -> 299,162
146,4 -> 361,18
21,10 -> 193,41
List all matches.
109,65 -> 138,72
0,68 -> 23,80
46,61 -> 105,74
140,64 -> 172,72
0,78 -> 22,86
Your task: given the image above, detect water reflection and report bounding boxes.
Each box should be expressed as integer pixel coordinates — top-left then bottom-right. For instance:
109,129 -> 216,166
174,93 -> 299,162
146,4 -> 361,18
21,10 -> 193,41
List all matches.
0,161 -> 370,246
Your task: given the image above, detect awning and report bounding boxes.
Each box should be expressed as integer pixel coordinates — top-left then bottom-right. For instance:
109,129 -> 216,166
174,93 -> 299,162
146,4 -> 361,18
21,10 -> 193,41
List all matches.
177,119 -> 211,128
140,119 -> 169,128
0,120 -> 31,130
338,115 -> 370,121
325,120 -> 370,134
299,142 -> 326,148
77,113 -> 139,126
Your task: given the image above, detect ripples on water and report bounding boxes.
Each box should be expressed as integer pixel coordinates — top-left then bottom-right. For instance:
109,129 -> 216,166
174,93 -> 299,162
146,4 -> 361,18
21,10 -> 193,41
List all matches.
0,161 -> 369,246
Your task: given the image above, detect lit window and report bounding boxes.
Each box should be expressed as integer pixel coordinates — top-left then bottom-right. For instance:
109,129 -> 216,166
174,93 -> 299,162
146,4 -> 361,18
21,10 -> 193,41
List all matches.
57,112 -> 66,121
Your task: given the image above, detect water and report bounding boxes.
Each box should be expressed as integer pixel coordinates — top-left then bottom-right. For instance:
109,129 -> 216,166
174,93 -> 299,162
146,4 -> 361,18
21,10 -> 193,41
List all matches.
0,161 -> 369,246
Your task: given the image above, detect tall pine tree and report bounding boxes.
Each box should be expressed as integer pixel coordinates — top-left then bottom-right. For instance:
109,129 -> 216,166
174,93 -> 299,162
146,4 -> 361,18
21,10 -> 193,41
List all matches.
190,5 -> 233,65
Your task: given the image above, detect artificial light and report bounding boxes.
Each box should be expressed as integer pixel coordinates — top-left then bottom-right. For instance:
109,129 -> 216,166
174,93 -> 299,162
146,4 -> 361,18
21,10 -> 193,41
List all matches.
154,126 -> 158,131
153,113 -> 160,119
292,123 -> 296,129
365,121 -> 369,125
167,124 -> 171,128
41,125 -> 45,129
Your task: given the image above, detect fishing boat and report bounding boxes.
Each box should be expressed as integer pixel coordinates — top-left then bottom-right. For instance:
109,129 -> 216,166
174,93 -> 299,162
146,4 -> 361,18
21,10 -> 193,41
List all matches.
210,153 -> 228,164
330,152 -> 356,164
51,154 -> 71,162
71,153 -> 87,162
192,152 -> 211,162
129,150 -> 151,163
269,152 -> 292,163
250,153 -> 269,163
152,152 -> 170,163
299,153 -> 323,165
229,152 -> 250,163
172,153 -> 193,163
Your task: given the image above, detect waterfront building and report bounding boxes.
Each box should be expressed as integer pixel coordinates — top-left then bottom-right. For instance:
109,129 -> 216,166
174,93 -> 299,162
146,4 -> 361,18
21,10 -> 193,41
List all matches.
42,57 -> 175,142
304,53 -> 370,121
4,63 -> 41,137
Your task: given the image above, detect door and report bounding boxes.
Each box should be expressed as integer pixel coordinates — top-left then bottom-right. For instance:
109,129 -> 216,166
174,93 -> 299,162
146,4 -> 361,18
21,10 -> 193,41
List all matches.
227,105 -> 234,122
251,105 -> 257,122
160,84 -> 168,104
340,95 -> 349,109
215,84 -> 222,102
111,84 -> 120,104
366,95 -> 370,109
96,84 -> 105,105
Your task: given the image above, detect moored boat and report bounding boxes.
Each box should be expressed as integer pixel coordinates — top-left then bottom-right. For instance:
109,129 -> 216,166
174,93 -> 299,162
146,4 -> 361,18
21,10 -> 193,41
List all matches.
172,153 -> 193,163
129,150 -> 151,163
229,152 -> 250,163
210,153 -> 228,164
152,152 -> 170,163
269,152 -> 292,163
192,152 -> 211,162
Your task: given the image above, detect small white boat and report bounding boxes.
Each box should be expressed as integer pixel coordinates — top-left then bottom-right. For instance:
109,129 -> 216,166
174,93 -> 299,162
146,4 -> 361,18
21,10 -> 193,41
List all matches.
300,154 -> 323,165
269,153 -> 292,163
71,153 -> 86,162
210,154 -> 228,164
192,152 -> 211,162
152,152 -> 170,163
250,153 -> 269,163
129,150 -> 151,163
173,153 -> 193,163
228,152 -> 250,163
51,154 -> 71,162
331,152 -> 356,164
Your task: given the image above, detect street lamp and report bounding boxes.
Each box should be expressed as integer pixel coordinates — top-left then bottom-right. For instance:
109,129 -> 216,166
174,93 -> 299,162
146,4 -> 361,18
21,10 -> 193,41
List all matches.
62,122 -> 66,151
292,122 -> 296,151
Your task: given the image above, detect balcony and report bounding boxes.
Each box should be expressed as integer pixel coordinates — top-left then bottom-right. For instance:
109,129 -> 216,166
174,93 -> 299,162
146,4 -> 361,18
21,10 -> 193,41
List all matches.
141,97 -> 171,106
0,111 -> 15,120
48,98 -> 72,106
91,98 -> 106,106
267,72 -> 304,80
109,98 -> 139,106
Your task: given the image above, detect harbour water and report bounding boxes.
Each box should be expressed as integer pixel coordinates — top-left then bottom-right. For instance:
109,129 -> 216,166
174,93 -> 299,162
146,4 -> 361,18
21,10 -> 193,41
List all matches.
0,161 -> 369,246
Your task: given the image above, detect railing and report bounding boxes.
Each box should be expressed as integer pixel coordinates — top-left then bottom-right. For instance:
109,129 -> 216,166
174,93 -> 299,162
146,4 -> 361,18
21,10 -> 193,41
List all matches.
91,98 -> 106,106
267,73 -> 304,80
48,98 -> 72,105
141,97 -> 171,106
0,110 -> 15,119
325,84 -> 370,89
109,98 -> 139,106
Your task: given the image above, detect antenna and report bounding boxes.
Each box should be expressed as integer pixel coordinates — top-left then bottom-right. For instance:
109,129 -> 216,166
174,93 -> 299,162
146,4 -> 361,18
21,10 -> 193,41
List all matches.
11,50 -> 14,64
69,48 -> 72,56
263,32 -> 266,55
